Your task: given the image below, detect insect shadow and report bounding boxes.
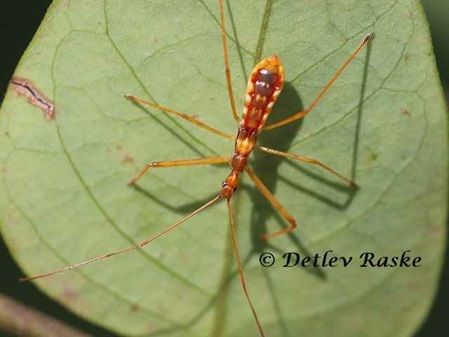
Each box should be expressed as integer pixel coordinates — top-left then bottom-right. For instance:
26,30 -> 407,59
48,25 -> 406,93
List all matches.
245,42 -> 374,273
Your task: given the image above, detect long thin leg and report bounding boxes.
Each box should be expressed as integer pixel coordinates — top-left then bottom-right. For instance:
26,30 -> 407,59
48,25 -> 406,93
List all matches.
218,0 -> 240,124
256,146 -> 357,187
226,198 -> 265,337
129,157 -> 229,185
20,195 -> 222,282
126,94 -> 234,140
244,166 -> 297,240
264,33 -> 374,131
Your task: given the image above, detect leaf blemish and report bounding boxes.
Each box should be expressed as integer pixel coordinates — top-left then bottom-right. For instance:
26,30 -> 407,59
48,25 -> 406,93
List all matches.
110,144 -> 136,167
130,304 -> 140,313
62,286 -> 79,301
121,154 -> 134,164
400,107 -> 411,117
9,77 -> 56,121
403,53 -> 411,65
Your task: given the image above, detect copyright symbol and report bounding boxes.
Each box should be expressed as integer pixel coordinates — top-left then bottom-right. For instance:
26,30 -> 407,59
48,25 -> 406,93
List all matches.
259,252 -> 275,267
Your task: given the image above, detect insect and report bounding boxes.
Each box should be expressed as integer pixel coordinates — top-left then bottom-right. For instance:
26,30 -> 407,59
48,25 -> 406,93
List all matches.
21,1 -> 374,336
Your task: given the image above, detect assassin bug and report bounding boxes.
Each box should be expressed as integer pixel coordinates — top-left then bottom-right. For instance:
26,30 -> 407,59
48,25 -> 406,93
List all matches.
21,0 -> 374,335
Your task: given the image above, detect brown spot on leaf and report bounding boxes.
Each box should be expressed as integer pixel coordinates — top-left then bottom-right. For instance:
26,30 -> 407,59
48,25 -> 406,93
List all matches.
62,286 -> 79,302
121,154 -> 134,164
9,77 -> 55,120
111,144 -> 137,168
130,303 -> 140,313
400,107 -> 411,117
429,224 -> 442,235
403,53 -> 410,64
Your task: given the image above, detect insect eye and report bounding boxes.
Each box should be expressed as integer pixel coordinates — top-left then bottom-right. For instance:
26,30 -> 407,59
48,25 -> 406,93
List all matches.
221,181 -> 228,188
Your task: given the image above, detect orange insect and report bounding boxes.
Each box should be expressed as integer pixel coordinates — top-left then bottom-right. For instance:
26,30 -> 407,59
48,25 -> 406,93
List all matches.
21,1 -> 374,336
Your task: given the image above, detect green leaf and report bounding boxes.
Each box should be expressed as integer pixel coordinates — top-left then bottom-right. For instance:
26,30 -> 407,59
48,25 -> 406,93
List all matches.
0,0 -> 447,336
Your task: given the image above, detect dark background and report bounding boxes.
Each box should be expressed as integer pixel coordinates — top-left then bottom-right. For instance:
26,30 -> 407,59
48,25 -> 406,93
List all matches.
0,1 -> 447,336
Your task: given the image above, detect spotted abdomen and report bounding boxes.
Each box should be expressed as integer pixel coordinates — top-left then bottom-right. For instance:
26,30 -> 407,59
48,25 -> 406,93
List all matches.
242,56 -> 285,131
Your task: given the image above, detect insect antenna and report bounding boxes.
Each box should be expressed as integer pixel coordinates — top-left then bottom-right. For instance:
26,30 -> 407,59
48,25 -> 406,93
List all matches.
20,195 -> 222,282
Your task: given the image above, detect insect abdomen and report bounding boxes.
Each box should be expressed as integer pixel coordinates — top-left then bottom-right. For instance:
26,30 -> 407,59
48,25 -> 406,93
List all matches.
242,56 -> 285,131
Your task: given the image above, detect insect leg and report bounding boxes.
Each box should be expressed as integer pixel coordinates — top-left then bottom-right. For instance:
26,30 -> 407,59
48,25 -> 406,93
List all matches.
126,94 -> 234,140
20,195 -> 222,282
244,166 -> 297,240
263,33 -> 374,131
129,157 -> 229,185
226,198 -> 265,337
256,146 -> 357,187
218,0 -> 240,124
